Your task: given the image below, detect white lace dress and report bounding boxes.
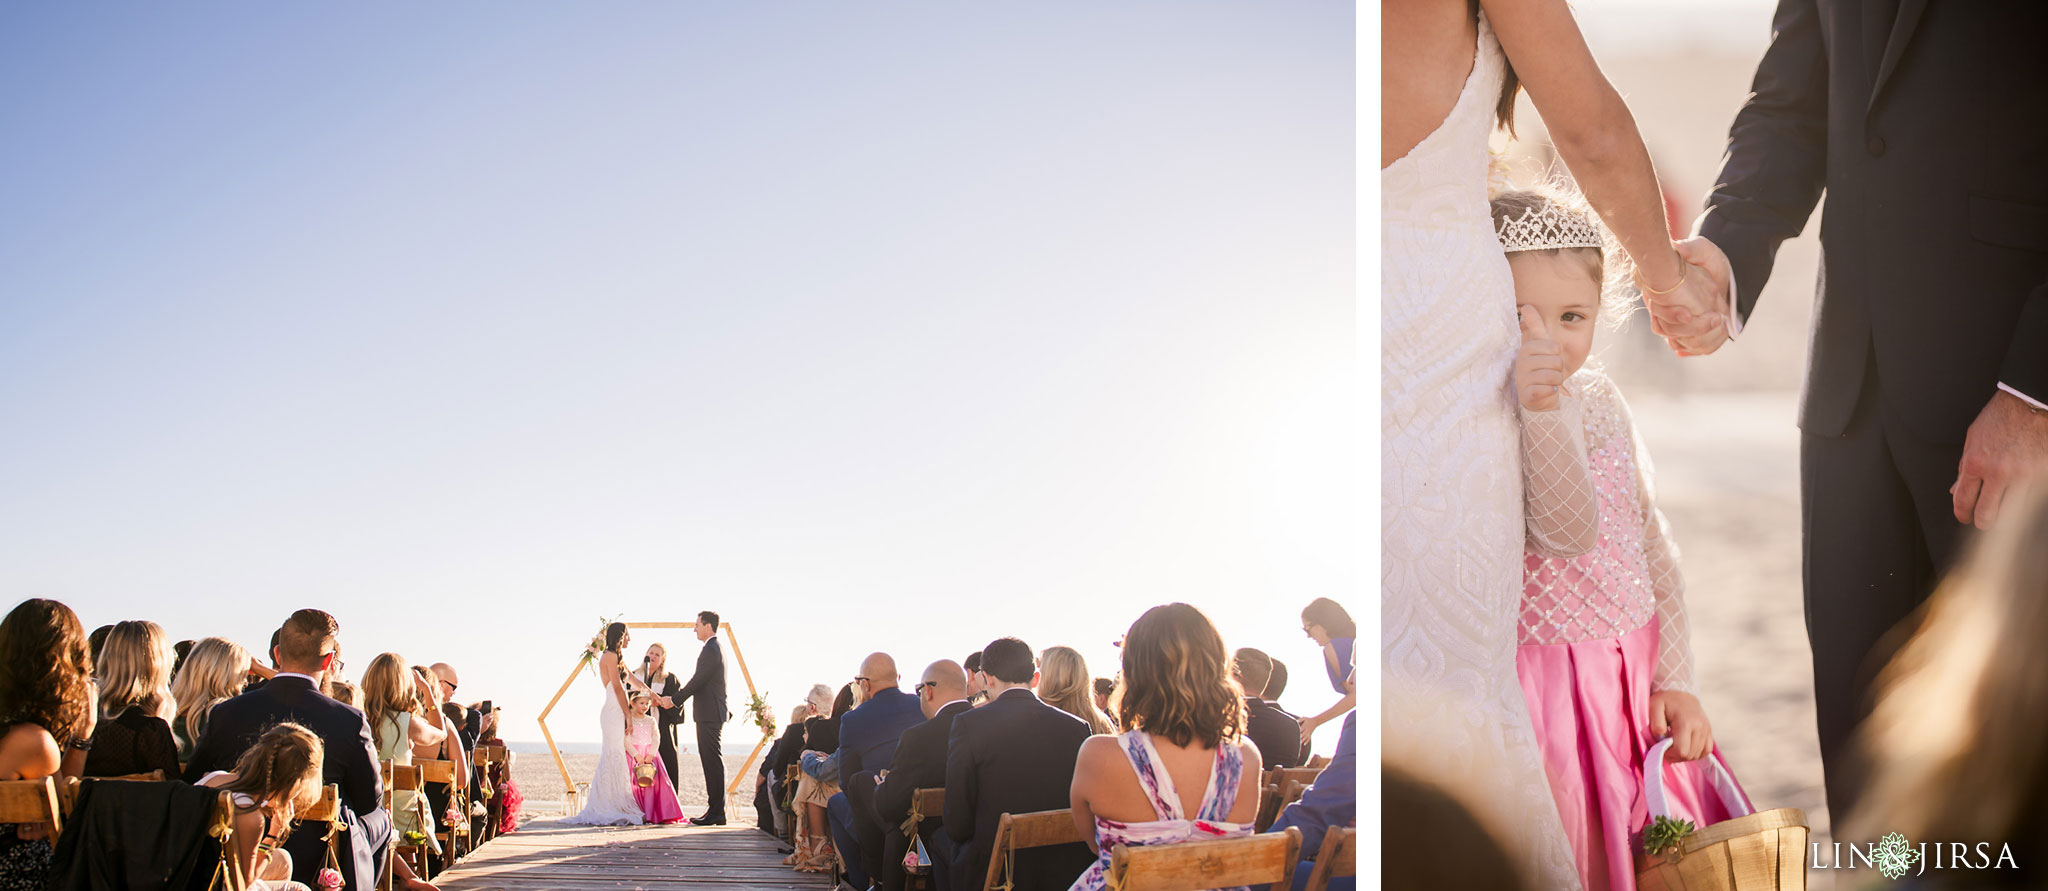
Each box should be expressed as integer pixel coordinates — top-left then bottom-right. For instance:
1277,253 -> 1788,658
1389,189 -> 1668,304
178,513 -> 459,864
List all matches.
1380,13 -> 1582,889
564,673 -> 645,826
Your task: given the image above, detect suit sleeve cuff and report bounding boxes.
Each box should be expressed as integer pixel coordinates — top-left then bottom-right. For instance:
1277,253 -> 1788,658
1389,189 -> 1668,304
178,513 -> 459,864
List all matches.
2000,382 -> 2048,412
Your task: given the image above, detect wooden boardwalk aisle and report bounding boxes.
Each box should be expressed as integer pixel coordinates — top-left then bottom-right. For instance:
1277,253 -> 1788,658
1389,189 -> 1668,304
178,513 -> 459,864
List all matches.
437,820 -> 836,891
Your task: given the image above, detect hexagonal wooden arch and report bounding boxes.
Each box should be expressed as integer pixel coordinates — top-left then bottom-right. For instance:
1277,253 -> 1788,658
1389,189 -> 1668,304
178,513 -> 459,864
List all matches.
534,622 -> 768,812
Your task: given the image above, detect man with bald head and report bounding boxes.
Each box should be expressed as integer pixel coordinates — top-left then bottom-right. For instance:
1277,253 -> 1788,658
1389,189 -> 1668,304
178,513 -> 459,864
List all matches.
875,661 -> 973,891
827,652 -> 926,891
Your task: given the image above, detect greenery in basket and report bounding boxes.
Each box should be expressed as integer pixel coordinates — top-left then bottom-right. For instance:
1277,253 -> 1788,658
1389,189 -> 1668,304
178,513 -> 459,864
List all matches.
401,829 -> 429,846
1643,815 -> 1696,860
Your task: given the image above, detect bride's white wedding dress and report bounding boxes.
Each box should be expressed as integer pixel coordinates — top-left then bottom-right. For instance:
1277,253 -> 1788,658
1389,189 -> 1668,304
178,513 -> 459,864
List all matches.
564,674 -> 644,826
1381,14 -> 1580,889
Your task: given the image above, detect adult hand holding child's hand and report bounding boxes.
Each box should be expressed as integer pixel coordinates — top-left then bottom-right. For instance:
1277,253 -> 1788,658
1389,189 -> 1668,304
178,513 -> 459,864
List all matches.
1516,305 -> 1566,412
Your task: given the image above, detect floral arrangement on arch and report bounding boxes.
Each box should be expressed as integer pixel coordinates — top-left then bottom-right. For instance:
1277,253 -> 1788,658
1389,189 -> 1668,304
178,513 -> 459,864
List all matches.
746,691 -> 775,736
579,615 -> 623,677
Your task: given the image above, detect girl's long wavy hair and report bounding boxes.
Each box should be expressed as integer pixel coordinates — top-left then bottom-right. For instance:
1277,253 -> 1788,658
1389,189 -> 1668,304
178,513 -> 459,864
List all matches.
362,653 -> 423,741
221,722 -> 325,841
1115,603 -> 1245,749
0,599 -> 92,743
1039,646 -> 1116,736
98,619 -> 177,722
171,637 -> 250,744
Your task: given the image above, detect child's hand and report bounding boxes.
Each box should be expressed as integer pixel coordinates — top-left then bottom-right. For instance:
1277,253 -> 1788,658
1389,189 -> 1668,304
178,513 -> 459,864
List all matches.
1515,305 -> 1566,412
1648,690 -> 1714,762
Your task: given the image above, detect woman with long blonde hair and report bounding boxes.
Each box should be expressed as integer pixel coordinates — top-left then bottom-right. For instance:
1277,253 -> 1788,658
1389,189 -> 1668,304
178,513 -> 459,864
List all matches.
1847,486 -> 2048,877
1039,646 -> 1116,736
85,619 -> 180,777
170,637 -> 251,761
363,653 -> 448,868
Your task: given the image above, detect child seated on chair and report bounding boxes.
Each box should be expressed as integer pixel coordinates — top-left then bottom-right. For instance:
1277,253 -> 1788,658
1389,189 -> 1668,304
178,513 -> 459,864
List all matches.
196,723 -> 327,891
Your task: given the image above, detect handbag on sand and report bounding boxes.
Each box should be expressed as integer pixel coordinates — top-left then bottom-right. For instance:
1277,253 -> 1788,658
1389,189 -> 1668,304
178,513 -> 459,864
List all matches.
1634,737 -> 1810,891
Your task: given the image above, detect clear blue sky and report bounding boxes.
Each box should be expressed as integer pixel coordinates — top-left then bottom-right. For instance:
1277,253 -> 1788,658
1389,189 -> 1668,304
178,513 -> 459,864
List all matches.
0,3 -> 1354,752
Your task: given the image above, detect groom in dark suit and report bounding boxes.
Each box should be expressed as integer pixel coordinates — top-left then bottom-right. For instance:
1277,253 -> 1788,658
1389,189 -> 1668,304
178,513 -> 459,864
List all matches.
675,610 -> 730,825
1671,1 -> 2048,823
185,609 -> 392,891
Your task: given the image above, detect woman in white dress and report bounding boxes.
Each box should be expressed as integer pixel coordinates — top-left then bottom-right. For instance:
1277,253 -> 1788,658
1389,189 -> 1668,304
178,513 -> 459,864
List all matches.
1380,1 -> 1725,886
566,622 -> 653,825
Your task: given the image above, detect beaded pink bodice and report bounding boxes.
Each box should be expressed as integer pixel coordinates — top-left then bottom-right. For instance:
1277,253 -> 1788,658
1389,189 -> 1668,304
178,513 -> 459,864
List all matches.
1516,368 -> 1696,694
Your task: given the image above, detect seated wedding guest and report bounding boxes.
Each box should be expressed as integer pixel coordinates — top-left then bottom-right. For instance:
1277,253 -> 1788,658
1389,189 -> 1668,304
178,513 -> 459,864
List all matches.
185,609 -> 400,891
0,598 -> 96,885
963,652 -> 987,707
88,624 -> 114,665
830,653 -> 925,891
1039,646 -> 1115,736
1265,659 -> 1288,701
875,660 -> 972,891
86,619 -> 181,778
329,681 -> 359,709
170,636 -> 253,762
172,639 -> 194,678
947,638 -> 1093,891
1234,647 -> 1303,769
759,703 -> 810,841
1068,604 -> 1262,891
1269,657 -> 1353,891
1295,598 -> 1355,747
195,723 -> 327,890
1091,678 -> 1114,716
429,662 -> 481,809
371,656 -> 450,868
791,684 -> 855,874
1848,486 -> 2048,884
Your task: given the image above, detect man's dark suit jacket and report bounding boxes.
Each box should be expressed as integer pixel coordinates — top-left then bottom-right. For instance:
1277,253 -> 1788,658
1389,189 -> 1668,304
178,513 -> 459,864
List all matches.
945,688 -> 1093,891
676,638 -> 727,723
1244,697 -> 1303,770
875,700 -> 971,834
837,686 -> 924,778
182,675 -> 390,891
1698,0 -> 2048,441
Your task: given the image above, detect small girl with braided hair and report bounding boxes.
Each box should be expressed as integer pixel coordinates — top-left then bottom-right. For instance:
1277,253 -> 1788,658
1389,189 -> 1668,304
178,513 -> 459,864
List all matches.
196,722 -> 325,891
1494,187 -> 1753,891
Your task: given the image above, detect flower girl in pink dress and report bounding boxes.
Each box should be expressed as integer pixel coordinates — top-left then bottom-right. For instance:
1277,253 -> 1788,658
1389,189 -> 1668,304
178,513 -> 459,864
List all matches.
1495,189 -> 1754,891
627,693 -> 686,824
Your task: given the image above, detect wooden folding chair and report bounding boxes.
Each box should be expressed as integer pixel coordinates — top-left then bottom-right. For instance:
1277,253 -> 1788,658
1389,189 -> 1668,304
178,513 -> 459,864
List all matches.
382,761 -> 429,888
1279,780 -> 1309,811
1105,826 -> 1302,891
898,788 -> 946,891
419,758 -> 463,870
469,745 -> 504,846
1304,754 -> 1330,770
1254,783 -> 1284,833
1273,767 -> 1322,789
0,777 -> 64,842
1302,827 -> 1355,891
981,808 -> 1088,891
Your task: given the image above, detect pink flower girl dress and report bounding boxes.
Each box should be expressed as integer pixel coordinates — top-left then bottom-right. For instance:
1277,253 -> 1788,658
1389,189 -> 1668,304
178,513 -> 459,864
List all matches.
628,709 -> 686,824
1516,367 -> 1753,891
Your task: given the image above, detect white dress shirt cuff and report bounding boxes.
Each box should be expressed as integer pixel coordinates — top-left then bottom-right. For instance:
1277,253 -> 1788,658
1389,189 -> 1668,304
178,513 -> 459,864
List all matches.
1724,275 -> 1742,339
1999,382 -> 2048,412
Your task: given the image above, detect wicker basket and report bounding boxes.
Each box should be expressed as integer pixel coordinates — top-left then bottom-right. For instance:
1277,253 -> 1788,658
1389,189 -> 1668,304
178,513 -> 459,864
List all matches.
1634,737 -> 1809,891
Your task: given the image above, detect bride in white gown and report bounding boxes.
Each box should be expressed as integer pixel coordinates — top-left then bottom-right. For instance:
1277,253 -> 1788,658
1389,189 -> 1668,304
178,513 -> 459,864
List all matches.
1380,2 -> 1724,886
566,623 -> 652,825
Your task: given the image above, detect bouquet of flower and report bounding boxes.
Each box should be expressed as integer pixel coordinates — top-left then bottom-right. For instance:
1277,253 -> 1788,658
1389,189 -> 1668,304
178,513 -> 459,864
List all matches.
579,615 -> 623,677
747,691 -> 775,736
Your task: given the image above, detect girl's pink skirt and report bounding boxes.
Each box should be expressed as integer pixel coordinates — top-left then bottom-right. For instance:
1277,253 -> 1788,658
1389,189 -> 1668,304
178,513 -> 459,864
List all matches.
1516,617 -> 1751,891
634,756 -> 687,824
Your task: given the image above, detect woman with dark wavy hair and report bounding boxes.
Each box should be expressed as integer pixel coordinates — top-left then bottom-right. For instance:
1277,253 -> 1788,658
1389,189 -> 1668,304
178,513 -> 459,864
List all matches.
0,598 -> 97,886
1066,603 -> 1261,891
1296,598 -> 1357,748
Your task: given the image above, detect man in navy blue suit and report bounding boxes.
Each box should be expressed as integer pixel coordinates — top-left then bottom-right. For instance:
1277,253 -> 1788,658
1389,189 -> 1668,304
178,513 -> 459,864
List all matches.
828,652 -> 925,890
185,609 -> 393,891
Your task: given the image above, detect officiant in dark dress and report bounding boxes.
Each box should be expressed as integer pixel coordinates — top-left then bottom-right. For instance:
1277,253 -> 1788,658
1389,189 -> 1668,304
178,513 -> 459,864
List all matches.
638,643 -> 687,794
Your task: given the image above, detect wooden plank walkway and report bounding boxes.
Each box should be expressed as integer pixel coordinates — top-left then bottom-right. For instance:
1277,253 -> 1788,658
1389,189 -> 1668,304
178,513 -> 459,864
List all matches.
437,820 -> 836,891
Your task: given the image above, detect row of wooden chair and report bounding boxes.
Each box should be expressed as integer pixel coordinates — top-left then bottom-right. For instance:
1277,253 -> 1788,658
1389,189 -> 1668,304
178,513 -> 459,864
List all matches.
377,743 -> 511,890
902,786 -> 1354,891
0,771 -> 171,842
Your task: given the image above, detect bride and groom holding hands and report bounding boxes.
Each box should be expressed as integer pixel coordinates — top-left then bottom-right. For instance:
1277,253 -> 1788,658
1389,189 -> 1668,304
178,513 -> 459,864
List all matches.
1383,1 -> 2048,887
567,612 -> 732,827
